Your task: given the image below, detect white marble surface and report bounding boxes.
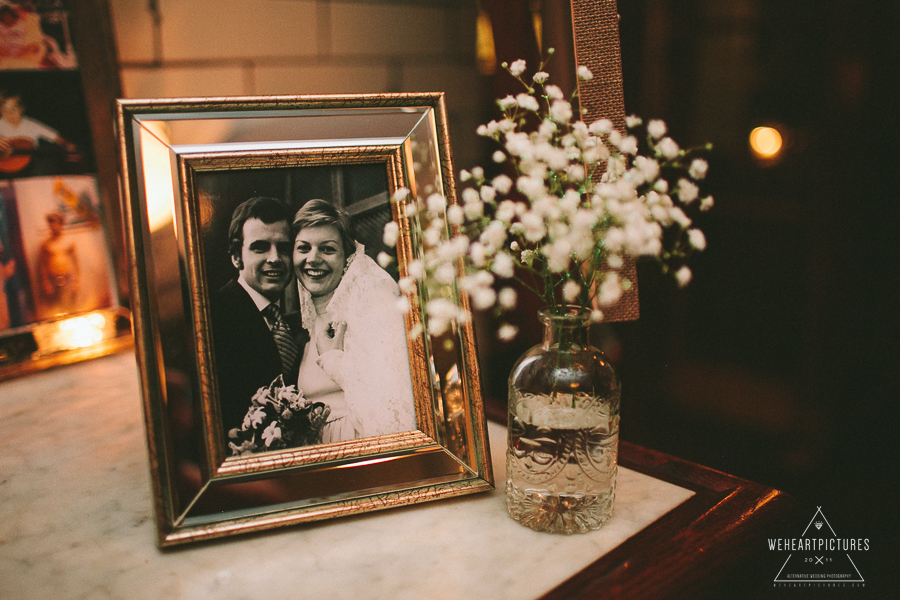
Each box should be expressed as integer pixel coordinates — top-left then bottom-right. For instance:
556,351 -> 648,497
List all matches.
0,352 -> 694,599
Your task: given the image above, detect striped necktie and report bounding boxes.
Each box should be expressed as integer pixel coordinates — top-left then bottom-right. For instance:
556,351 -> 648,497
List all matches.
264,303 -> 300,378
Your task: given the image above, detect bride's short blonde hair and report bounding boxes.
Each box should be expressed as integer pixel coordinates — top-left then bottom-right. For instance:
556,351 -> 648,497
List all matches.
291,199 -> 356,258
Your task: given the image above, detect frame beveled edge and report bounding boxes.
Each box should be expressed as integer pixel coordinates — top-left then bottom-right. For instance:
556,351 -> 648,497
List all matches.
117,101 -> 181,541
161,472 -> 495,548
431,95 -> 494,488
116,92 -> 448,117
117,93 -> 494,547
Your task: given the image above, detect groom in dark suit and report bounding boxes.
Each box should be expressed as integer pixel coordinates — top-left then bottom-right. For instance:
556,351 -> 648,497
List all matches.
210,197 -> 306,439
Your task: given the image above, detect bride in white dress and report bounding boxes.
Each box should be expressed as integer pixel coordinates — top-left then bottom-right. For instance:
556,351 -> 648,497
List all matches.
292,199 -> 417,442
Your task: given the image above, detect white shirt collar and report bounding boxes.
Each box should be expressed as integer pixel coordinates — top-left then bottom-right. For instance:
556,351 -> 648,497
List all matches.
237,275 -> 277,312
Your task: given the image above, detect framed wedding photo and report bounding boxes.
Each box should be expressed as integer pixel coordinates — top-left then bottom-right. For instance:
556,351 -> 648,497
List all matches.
117,93 -> 493,547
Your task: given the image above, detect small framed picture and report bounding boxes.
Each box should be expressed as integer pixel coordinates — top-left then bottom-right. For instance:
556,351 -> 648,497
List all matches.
118,93 -> 493,546
12,175 -> 114,320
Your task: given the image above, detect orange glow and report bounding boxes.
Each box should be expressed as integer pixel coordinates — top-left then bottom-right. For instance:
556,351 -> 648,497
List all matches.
335,456 -> 400,469
476,10 -> 497,75
750,126 -> 783,159
140,121 -> 177,233
58,313 -> 107,348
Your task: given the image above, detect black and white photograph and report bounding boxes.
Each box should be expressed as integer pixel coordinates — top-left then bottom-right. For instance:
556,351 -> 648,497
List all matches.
197,164 -> 418,455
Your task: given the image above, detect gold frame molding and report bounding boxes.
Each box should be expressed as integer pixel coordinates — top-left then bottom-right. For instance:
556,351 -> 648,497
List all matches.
117,93 -> 493,547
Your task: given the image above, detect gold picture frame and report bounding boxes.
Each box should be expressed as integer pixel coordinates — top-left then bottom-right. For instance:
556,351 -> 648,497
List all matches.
117,93 -> 493,547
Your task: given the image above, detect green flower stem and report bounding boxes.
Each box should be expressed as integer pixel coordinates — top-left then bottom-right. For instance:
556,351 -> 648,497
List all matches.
547,311 -> 580,409
512,274 -> 544,299
574,260 -> 593,309
541,263 -> 557,313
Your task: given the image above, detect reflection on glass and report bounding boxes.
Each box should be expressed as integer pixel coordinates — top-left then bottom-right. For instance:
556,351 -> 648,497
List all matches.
28,307 -> 129,357
140,129 -> 207,518
184,447 -> 469,523
139,122 -> 176,234
144,110 -> 429,151
441,363 -> 470,466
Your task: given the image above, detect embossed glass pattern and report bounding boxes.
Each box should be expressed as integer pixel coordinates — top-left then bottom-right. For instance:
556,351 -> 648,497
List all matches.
506,307 -> 620,534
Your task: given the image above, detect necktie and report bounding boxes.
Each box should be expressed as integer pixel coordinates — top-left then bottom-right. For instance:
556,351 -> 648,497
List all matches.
265,303 -> 300,378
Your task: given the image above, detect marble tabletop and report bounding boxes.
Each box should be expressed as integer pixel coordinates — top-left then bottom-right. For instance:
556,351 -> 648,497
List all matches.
0,352 -> 694,600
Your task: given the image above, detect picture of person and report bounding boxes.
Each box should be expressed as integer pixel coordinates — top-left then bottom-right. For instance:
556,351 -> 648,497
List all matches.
291,199 -> 417,442
13,175 -> 113,320
0,0 -> 77,70
0,1 -> 43,69
210,196 -> 309,439
0,90 -> 80,177
35,210 -> 76,316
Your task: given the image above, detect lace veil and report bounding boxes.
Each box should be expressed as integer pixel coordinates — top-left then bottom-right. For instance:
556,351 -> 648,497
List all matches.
297,243 -> 417,437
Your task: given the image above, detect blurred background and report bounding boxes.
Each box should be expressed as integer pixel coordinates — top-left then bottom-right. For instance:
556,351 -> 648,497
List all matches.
610,3 -> 898,596
105,0 -> 896,594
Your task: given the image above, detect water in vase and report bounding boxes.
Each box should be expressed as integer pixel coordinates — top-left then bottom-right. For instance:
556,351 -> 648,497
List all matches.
506,393 -> 618,534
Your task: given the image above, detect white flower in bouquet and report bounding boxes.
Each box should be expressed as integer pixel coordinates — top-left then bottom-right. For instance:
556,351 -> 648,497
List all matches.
228,375 -> 331,455
383,53 -> 713,340
262,421 -> 282,447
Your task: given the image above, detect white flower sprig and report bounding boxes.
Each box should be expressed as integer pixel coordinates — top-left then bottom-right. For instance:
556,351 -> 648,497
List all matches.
384,53 -> 712,339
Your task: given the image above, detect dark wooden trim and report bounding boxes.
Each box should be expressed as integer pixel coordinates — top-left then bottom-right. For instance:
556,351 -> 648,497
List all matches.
68,0 -> 128,308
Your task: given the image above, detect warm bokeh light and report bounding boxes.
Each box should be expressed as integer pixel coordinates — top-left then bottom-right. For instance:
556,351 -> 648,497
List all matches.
749,126 -> 784,159
58,314 -> 107,348
140,121 -> 177,233
27,308 -> 126,359
476,10 -> 497,75
532,11 -> 543,53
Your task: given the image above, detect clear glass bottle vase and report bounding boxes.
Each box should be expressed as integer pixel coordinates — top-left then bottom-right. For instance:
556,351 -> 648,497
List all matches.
506,306 -> 620,534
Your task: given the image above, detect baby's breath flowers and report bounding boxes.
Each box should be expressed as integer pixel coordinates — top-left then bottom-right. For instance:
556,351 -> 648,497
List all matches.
384,54 -> 712,340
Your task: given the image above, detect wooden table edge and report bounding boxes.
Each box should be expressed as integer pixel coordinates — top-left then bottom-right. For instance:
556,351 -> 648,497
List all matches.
484,399 -> 796,599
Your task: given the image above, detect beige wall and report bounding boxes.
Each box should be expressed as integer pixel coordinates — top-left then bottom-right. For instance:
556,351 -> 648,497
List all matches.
109,0 -> 486,169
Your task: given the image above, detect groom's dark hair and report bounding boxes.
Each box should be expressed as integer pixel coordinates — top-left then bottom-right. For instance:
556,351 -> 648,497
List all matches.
227,196 -> 291,261
291,199 -> 356,259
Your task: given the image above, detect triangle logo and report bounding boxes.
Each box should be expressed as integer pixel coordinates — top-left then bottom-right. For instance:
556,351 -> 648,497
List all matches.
771,507 -> 866,584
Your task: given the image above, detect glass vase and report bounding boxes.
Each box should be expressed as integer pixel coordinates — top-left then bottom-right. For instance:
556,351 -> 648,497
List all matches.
506,306 -> 620,534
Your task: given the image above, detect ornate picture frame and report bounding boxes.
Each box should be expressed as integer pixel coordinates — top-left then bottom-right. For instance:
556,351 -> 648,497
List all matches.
117,93 -> 493,547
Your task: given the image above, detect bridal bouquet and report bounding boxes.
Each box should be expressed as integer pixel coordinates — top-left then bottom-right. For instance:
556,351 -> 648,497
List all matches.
383,53 -> 712,339
228,375 -> 331,455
